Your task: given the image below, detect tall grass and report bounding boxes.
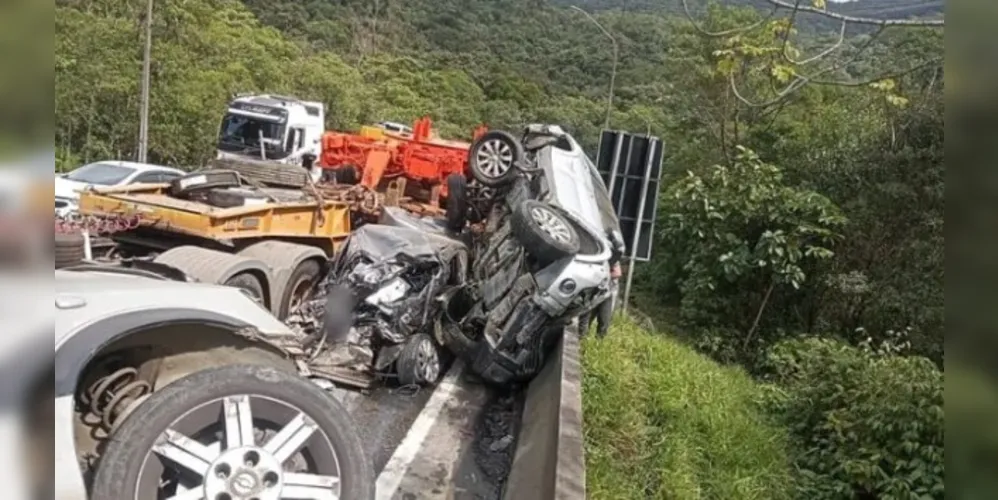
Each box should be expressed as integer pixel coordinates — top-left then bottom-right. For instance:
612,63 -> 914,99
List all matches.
581,317 -> 794,500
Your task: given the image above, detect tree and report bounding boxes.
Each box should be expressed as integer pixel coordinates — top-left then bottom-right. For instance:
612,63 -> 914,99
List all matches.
680,0 -> 943,108
656,146 -> 846,362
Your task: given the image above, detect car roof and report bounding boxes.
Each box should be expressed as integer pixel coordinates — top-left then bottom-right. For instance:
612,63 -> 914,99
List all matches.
78,160 -> 184,174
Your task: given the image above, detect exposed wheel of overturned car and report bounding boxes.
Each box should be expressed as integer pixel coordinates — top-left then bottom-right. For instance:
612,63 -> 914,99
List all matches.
511,199 -> 580,266
467,130 -> 523,188
90,364 -> 375,500
396,333 -> 442,386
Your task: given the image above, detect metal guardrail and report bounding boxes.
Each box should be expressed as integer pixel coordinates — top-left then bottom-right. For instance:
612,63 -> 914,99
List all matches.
503,324 -> 586,500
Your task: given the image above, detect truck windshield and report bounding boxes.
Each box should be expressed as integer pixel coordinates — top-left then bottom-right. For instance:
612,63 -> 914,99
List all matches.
217,113 -> 285,155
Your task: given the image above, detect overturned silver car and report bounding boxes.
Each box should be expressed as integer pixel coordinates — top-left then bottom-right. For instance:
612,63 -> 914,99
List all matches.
438,124 -> 626,385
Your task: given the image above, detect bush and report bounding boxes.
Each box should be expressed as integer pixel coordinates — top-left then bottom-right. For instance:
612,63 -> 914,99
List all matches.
760,337 -> 943,499
582,317 -> 794,500
653,146 -> 846,365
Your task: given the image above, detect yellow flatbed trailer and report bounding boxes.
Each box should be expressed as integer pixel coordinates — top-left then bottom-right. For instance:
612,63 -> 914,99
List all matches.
77,183 -> 352,255
75,182 -> 353,321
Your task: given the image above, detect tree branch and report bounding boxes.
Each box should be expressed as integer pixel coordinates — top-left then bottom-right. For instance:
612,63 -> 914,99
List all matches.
731,25 -> 900,107
744,281 -> 776,351
681,0 -> 778,37
785,19 -> 846,65
810,57 -> 942,87
764,0 -> 944,27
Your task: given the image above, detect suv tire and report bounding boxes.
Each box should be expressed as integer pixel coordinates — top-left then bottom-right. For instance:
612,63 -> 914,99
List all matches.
510,200 -> 580,266
90,364 -> 374,500
468,130 -> 523,188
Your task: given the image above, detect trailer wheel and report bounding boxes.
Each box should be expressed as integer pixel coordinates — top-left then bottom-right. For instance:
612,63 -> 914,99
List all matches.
55,231 -> 85,268
279,259 -> 322,319
468,130 -> 523,188
445,173 -> 468,232
154,246 -> 274,311
224,272 -> 265,305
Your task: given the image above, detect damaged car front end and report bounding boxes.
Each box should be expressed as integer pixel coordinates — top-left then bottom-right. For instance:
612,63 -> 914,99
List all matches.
286,224 -> 469,387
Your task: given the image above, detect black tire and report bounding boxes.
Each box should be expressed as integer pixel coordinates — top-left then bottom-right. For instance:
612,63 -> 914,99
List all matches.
278,259 -> 322,320
510,200 -> 580,266
322,284 -> 355,343
467,130 -> 523,188
224,272 -> 265,305
396,334 -> 442,386
90,364 -> 374,500
169,170 -> 241,197
204,189 -> 248,208
55,231 -> 85,268
445,173 -> 468,231
334,165 -> 360,185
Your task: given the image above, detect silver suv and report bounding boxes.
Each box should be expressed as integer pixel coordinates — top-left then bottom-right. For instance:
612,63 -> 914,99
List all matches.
439,125 -> 625,385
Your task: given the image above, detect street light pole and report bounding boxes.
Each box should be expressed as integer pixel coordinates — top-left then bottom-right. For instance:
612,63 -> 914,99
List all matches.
137,0 -> 154,163
570,5 -> 618,131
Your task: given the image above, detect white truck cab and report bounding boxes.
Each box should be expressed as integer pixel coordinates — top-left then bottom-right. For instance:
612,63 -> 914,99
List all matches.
215,94 -> 325,171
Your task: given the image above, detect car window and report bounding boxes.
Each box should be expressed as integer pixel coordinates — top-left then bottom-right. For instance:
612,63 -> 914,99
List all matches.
64,163 -> 135,185
131,172 -> 163,183
586,157 -> 621,234
158,172 -> 181,182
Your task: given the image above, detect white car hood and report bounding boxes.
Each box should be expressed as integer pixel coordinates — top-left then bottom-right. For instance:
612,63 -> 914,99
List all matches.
54,176 -> 89,200
545,147 -> 607,235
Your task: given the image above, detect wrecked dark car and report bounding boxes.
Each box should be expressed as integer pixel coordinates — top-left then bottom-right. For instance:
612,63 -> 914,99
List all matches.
286,223 -> 469,387
437,124 -> 626,386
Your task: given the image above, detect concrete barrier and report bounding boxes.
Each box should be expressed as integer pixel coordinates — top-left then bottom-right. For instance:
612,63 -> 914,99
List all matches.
502,324 -> 586,500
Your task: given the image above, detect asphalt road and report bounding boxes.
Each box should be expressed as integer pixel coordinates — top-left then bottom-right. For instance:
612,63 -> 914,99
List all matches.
326,362 -> 521,500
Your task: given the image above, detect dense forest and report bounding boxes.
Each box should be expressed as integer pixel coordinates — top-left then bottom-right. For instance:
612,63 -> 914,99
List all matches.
55,0 -> 949,497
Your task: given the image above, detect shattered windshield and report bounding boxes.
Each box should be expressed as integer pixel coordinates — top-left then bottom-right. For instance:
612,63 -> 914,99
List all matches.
217,113 -> 286,155
585,155 -> 622,235
64,162 -> 135,185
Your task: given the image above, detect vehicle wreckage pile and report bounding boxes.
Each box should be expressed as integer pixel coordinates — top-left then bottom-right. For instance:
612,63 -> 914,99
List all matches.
281,125 -> 625,390
285,218 -> 468,387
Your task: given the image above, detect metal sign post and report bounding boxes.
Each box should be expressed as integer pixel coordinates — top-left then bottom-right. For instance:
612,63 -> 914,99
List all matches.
595,130 -> 664,315
621,136 -> 658,314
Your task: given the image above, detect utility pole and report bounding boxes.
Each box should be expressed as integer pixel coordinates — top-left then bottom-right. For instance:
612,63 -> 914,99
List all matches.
137,0 -> 154,163
570,5 -> 618,131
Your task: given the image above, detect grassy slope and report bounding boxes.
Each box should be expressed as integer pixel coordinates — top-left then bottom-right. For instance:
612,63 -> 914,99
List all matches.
581,317 -> 793,499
